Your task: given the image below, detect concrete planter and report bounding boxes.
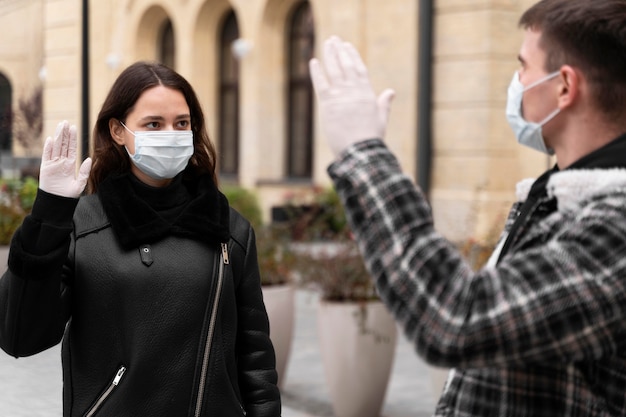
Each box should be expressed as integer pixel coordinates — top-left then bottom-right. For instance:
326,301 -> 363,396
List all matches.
317,300 -> 397,417
429,367 -> 450,402
261,283 -> 295,389
0,246 -> 8,274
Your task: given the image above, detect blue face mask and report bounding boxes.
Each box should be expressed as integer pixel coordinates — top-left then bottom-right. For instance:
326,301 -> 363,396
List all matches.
506,71 -> 560,155
120,122 -> 194,180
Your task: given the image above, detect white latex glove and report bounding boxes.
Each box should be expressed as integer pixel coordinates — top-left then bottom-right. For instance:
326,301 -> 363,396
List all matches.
39,120 -> 92,198
309,36 -> 395,157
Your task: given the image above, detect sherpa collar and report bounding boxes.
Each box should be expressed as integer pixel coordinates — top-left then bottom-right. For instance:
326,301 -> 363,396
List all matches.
546,169 -> 626,212
515,132 -> 626,210
97,173 -> 231,249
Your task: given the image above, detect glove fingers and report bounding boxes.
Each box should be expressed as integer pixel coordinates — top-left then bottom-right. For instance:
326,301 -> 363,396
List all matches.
77,157 -> 93,190
309,58 -> 330,95
51,121 -> 67,160
79,157 -> 92,175
67,124 -> 78,161
322,37 -> 344,84
54,120 -> 64,137
375,89 -> 395,140
336,41 -> 357,79
341,42 -> 368,79
42,136 -> 53,162
378,89 -> 396,125
60,124 -> 70,159
50,135 -> 61,160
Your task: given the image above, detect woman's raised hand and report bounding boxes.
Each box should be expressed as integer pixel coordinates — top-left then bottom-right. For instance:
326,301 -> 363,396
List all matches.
38,120 -> 92,198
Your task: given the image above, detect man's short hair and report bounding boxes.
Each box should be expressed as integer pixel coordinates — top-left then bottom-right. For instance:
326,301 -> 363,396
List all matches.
520,0 -> 626,119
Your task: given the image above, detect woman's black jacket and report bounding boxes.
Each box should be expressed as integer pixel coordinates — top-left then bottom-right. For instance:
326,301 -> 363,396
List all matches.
0,174 -> 281,417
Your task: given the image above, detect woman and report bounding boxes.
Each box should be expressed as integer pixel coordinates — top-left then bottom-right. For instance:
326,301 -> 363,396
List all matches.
0,62 -> 280,417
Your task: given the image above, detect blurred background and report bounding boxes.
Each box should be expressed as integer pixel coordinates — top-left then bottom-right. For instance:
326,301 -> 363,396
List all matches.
0,0 -> 552,244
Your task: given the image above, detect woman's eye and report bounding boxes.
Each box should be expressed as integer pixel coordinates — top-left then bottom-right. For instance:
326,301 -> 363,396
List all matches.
177,120 -> 190,128
146,122 -> 159,129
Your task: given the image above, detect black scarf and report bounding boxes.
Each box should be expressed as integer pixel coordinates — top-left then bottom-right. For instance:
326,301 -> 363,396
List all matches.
97,173 -> 231,250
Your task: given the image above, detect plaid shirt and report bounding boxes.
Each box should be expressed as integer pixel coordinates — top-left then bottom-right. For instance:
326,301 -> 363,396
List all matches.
328,139 -> 626,416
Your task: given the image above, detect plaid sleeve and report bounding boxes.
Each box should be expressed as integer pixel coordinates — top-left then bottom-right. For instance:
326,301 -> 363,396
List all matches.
328,139 -> 626,369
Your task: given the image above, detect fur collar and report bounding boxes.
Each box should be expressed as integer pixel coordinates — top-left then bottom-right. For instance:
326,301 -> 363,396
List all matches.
515,168 -> 626,212
515,133 -> 626,209
97,173 -> 230,249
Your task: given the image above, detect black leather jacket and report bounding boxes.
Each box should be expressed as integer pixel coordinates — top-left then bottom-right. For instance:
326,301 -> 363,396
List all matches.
0,174 -> 280,417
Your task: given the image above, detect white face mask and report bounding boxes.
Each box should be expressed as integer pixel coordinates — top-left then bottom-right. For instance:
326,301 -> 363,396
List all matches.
120,122 -> 194,180
506,71 -> 560,155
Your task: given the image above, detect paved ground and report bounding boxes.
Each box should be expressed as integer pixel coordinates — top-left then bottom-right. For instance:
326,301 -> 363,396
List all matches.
0,247 -> 443,416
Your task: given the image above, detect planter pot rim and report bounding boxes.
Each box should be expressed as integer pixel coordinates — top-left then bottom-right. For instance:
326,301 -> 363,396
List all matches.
319,299 -> 383,305
261,282 -> 294,288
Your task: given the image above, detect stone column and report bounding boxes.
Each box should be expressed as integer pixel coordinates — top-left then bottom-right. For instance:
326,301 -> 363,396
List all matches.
42,0 -> 82,154
430,0 -> 548,243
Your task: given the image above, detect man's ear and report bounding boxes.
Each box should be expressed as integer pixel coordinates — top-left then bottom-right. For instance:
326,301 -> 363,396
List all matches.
557,65 -> 579,110
109,118 -> 126,145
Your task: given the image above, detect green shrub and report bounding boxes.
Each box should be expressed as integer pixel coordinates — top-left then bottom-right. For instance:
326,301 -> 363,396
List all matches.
255,225 -> 297,286
0,177 -> 38,245
296,239 -> 377,302
221,185 -> 263,230
277,187 -> 349,241
220,185 -> 298,286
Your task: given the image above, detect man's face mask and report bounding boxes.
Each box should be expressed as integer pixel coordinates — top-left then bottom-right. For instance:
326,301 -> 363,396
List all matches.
120,122 -> 194,180
506,71 -> 560,155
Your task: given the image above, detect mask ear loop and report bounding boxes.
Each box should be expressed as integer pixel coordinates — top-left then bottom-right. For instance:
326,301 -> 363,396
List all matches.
523,71 -> 560,92
528,72 -> 562,126
538,108 -> 560,127
519,71 -> 561,122
119,121 -> 136,136
117,121 -> 138,157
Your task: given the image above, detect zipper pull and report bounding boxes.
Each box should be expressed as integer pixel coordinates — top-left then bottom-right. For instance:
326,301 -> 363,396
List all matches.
221,243 -> 230,265
113,366 -> 126,386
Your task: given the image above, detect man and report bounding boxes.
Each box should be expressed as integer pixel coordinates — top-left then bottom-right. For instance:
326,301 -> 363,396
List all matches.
309,0 -> 626,415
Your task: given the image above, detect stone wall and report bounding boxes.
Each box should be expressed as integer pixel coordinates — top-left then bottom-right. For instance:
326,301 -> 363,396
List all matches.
0,0 -> 552,242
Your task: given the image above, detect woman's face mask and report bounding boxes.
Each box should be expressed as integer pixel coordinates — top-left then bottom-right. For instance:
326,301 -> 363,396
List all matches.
120,121 -> 194,180
506,70 -> 560,155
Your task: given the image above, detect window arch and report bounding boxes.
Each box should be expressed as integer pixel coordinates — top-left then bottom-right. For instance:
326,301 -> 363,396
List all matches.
159,19 -> 175,68
218,10 -> 240,179
286,1 -> 314,178
0,73 -> 12,153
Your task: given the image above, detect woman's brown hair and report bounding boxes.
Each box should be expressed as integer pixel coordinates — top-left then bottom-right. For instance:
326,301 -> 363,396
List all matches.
87,61 -> 217,193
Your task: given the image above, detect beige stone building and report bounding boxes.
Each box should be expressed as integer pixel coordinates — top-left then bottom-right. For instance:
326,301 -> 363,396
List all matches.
0,0 -> 551,243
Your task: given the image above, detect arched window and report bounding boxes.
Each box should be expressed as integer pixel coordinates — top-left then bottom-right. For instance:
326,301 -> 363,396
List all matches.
286,1 -> 314,178
0,73 -> 12,153
218,11 -> 240,178
159,19 -> 175,69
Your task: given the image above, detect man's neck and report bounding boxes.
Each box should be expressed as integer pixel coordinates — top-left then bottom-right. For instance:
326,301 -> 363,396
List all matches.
553,117 -> 626,169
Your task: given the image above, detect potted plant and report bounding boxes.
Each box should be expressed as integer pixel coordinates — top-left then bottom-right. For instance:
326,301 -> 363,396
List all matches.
254,225 -> 297,389
0,176 -> 37,245
222,185 -> 297,389
288,188 -> 397,417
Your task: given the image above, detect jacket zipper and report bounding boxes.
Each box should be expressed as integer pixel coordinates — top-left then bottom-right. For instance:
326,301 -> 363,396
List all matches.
84,366 -> 126,417
194,242 -> 229,417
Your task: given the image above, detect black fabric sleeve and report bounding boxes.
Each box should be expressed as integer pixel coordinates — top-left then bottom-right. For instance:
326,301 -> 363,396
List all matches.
0,188 -> 76,357
8,189 -> 77,279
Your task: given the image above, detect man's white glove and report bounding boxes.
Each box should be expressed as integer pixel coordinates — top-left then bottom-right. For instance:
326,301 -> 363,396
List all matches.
39,120 -> 92,198
309,36 -> 395,157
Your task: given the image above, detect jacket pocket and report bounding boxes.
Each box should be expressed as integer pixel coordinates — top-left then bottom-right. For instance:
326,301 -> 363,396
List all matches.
83,366 -> 126,417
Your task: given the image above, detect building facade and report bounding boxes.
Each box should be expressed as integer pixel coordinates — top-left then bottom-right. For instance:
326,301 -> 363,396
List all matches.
0,0 -> 549,242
